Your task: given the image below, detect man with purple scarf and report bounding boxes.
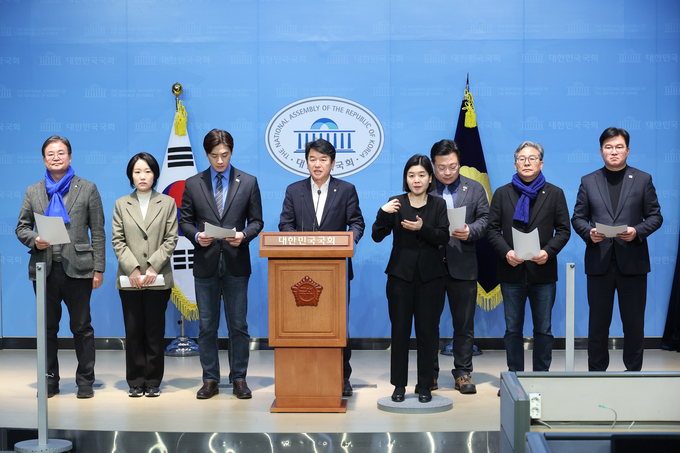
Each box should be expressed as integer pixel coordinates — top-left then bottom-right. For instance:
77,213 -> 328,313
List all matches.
16,135 -> 106,399
487,141 -> 570,373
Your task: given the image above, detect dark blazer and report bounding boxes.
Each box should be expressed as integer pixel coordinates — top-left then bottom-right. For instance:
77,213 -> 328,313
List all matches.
372,194 -> 450,283
179,167 -> 264,278
16,175 -> 106,280
278,176 -> 365,241
487,181 -> 571,284
429,175 -> 489,281
571,166 -> 662,276
112,190 -> 179,290
278,176 -> 365,280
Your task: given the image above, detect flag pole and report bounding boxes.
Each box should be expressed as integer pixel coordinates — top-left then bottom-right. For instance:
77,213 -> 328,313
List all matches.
165,82 -> 200,357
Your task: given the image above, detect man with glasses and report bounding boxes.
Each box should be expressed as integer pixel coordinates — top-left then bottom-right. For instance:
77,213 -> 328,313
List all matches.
16,135 -> 106,399
572,127 -> 662,371
428,139 -> 488,394
180,129 -> 264,400
487,141 -> 570,374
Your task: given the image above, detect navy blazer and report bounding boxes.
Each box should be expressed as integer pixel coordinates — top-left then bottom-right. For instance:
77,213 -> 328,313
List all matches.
571,166 -> 662,276
179,167 -> 264,278
487,181 -> 571,284
372,194 -> 450,283
278,176 -> 365,279
429,175 -> 489,281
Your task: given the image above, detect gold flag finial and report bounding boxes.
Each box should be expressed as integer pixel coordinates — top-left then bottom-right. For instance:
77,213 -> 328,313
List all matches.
172,83 -> 187,136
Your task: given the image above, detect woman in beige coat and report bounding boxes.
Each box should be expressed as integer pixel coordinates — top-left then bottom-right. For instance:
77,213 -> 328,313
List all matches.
112,152 -> 178,397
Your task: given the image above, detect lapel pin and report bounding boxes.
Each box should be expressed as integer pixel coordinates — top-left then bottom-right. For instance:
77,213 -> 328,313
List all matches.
334,189 -> 337,192
628,175 -> 633,178
463,187 -> 467,191
236,178 -> 240,183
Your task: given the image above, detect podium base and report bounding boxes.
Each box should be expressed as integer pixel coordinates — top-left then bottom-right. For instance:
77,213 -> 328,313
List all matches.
165,336 -> 199,357
14,439 -> 73,453
270,398 -> 347,413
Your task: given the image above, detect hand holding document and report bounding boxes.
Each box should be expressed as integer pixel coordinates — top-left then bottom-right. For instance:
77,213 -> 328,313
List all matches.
595,222 -> 628,238
204,222 -> 236,239
34,213 -> 71,245
120,275 -> 166,288
512,227 -> 541,260
447,206 -> 466,234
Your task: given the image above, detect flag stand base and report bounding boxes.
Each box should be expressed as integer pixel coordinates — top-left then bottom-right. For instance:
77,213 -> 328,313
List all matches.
165,336 -> 199,357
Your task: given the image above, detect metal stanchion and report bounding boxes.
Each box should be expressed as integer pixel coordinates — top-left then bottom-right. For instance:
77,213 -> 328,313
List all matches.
565,263 -> 576,372
14,262 -> 72,453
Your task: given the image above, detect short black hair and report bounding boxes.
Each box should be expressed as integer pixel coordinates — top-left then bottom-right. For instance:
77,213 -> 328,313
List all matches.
41,135 -> 72,157
599,127 -> 630,148
203,129 -> 234,154
402,154 -> 435,193
126,152 -> 160,189
305,138 -> 336,162
430,139 -> 461,163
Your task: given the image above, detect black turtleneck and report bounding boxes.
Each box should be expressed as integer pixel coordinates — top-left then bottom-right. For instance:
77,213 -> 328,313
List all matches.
605,166 -> 626,212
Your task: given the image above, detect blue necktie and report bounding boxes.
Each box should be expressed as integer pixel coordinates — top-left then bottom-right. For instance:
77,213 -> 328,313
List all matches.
442,185 -> 454,209
215,174 -> 224,217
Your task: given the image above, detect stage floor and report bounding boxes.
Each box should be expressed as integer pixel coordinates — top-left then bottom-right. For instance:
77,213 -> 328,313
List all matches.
1,348 -> 679,435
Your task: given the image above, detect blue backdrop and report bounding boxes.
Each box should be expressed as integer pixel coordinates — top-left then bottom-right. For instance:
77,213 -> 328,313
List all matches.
1,0 -> 678,343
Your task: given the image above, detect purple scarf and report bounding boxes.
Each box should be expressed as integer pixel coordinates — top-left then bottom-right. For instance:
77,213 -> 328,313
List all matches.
512,171 -> 545,224
44,166 -> 75,224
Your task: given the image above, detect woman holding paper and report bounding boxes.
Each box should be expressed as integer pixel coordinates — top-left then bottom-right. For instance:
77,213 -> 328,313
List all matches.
112,152 -> 179,397
371,154 -> 449,403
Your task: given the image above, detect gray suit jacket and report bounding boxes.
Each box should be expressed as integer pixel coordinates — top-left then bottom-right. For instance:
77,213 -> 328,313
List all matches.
430,175 -> 489,281
16,175 -> 106,280
112,190 -> 179,290
571,166 -> 662,275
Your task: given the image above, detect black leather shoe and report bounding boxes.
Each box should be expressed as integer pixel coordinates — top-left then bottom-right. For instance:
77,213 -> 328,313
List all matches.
196,380 -> 219,399
342,378 -> 353,397
47,383 -> 59,398
233,380 -> 252,399
418,389 -> 432,403
391,386 -> 405,403
77,384 -> 94,399
415,378 -> 438,394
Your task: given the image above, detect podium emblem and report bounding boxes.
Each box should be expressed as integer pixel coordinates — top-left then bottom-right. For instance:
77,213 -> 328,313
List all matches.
291,276 -> 323,307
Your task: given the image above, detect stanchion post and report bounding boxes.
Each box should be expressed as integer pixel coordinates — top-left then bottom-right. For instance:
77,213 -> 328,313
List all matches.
565,263 -> 576,371
14,262 -> 72,453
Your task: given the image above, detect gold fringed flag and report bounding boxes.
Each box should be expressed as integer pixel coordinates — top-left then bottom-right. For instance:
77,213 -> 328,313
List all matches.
455,74 -> 502,311
156,102 -> 199,320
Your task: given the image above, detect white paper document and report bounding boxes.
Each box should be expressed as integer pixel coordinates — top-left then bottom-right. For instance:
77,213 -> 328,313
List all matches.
34,213 -> 71,245
512,227 -> 541,260
447,206 -> 466,234
204,222 -> 236,239
119,275 -> 166,288
595,222 -> 628,238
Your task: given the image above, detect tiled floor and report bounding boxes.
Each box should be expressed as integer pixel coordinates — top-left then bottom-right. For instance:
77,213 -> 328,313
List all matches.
1,348 -> 679,434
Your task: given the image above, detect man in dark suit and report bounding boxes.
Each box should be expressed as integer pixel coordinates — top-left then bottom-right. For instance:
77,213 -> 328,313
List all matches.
429,139 -> 488,394
16,135 -> 106,399
278,138 -> 365,396
572,127 -> 662,371
179,129 -> 264,400
487,141 -> 570,372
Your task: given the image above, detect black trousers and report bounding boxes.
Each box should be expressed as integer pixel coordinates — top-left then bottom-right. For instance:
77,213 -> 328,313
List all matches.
34,262 -> 95,386
387,270 -> 444,389
120,289 -> 171,388
587,260 -> 647,371
435,277 -> 477,379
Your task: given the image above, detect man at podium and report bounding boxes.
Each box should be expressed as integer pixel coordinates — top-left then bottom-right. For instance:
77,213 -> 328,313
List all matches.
278,138 -> 365,397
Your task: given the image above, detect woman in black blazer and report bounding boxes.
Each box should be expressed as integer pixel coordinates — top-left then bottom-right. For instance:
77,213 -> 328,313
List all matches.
372,154 -> 449,403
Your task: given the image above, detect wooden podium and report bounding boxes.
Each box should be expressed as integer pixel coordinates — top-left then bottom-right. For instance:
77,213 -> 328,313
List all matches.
260,231 -> 353,413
